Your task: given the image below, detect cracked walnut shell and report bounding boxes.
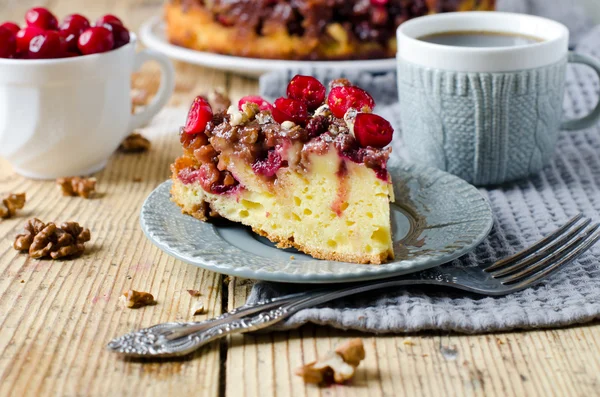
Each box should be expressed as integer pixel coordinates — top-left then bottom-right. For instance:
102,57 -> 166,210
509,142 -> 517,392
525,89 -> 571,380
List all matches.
295,338 -> 366,385
0,193 -> 26,219
119,133 -> 151,153
120,290 -> 156,308
13,218 -> 91,259
56,177 -> 97,198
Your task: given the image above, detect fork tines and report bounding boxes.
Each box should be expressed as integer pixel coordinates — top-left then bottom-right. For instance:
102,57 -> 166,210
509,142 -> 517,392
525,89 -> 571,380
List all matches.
484,214 -> 600,286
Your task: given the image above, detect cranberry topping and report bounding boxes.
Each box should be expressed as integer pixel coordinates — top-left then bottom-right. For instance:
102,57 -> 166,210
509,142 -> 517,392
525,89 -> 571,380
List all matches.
184,96 -> 213,135
99,21 -> 130,49
252,149 -> 283,177
16,26 -> 44,54
327,86 -> 375,118
0,27 -> 17,58
0,22 -> 20,35
354,113 -> 394,148
25,7 -> 58,30
96,15 -> 123,27
78,27 -> 114,55
28,31 -> 65,59
287,75 -> 326,111
272,97 -> 309,125
305,115 -> 329,139
59,14 -> 90,52
238,95 -> 273,112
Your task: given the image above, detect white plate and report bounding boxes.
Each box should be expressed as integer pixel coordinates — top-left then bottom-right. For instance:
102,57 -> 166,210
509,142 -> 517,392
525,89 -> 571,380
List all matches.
139,16 -> 397,77
140,162 -> 493,283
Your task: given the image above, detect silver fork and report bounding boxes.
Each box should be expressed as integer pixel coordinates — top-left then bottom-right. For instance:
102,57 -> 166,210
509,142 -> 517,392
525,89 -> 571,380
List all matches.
108,213 -> 600,358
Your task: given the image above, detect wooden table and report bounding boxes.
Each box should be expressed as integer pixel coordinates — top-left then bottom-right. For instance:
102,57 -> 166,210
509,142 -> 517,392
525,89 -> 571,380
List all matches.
1,1 -> 599,396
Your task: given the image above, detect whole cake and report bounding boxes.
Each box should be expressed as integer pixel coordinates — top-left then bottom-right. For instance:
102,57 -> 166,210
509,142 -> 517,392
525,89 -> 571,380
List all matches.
165,0 -> 495,60
171,76 -> 395,264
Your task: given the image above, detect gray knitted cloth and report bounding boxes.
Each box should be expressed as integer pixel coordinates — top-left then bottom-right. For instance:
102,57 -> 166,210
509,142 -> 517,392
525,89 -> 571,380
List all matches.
248,15 -> 600,333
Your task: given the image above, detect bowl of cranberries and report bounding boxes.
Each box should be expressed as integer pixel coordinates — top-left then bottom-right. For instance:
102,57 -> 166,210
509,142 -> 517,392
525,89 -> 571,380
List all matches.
0,7 -> 175,179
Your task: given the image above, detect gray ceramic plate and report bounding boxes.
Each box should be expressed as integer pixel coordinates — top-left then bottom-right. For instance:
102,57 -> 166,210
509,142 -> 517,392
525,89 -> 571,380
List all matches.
140,163 -> 493,283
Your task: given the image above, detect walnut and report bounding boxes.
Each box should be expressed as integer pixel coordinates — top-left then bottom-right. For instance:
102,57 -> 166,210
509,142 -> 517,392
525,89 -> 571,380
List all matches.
56,177 -> 97,198
208,89 -> 232,114
191,300 -> 206,315
0,193 -> 26,219
13,218 -> 91,259
120,290 -> 156,308
118,133 -> 151,153
295,338 -> 365,385
187,289 -> 201,297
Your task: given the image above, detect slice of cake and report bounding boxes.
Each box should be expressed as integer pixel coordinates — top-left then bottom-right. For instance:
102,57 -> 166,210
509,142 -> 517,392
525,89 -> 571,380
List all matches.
170,76 -> 395,264
165,0 -> 496,60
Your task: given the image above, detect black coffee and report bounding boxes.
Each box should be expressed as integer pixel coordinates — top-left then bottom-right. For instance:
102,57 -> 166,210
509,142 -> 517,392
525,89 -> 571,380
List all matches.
418,31 -> 543,48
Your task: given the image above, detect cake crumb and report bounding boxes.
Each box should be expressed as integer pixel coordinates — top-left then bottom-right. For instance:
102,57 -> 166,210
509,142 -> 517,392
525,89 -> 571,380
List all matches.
20,280 -> 24,283
0,193 -> 26,219
187,289 -> 201,297
403,337 -> 416,346
290,255 -> 295,260
191,300 -> 206,315
132,177 -> 142,183
120,290 -> 156,308
295,338 -> 365,385
56,177 -> 96,199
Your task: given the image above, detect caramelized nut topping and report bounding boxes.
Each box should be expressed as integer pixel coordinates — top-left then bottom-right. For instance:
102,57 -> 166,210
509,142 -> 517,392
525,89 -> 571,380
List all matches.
0,193 -> 26,219
56,177 -> 97,199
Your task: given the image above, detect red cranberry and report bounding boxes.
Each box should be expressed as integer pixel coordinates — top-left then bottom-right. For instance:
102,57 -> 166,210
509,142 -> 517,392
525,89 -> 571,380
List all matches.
0,27 -> 16,58
0,22 -> 20,35
370,6 -> 389,26
286,75 -> 326,111
25,7 -> 58,30
77,27 -> 114,55
272,97 -> 309,125
98,21 -> 130,49
59,14 -> 90,53
370,0 -> 389,5
184,96 -> 213,134
252,150 -> 283,177
28,31 -> 65,59
238,95 -> 273,112
95,15 -> 123,27
327,86 -> 375,118
353,113 -> 394,148
16,26 -> 44,53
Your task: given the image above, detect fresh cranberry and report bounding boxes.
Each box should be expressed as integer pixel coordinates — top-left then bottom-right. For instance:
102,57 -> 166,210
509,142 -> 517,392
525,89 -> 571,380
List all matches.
0,22 -> 20,35
238,95 -> 273,112
95,15 -> 123,27
0,27 -> 16,58
252,150 -> 283,177
16,26 -> 44,53
286,75 -> 326,111
272,97 -> 309,125
77,27 -> 114,55
25,7 -> 58,30
28,31 -> 65,59
370,0 -> 389,5
59,14 -> 90,52
353,113 -> 394,148
98,21 -> 130,49
184,96 -> 213,134
327,86 -> 375,118
370,6 -> 389,26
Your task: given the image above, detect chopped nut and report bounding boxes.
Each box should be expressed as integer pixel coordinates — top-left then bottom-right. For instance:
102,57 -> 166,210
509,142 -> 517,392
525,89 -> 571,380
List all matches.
56,177 -> 96,199
344,108 -> 358,137
241,102 -> 259,120
0,193 -> 26,219
191,300 -> 206,315
118,133 -> 151,153
227,105 -> 247,126
13,218 -> 91,259
208,89 -> 232,114
296,338 -> 365,385
120,290 -> 156,308
132,176 -> 142,183
281,121 -> 296,130
187,289 -> 201,297
313,104 -> 331,117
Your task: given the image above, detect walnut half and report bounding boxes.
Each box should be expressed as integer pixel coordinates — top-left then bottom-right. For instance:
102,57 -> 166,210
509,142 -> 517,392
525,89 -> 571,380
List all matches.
119,133 -> 151,153
0,193 -> 26,219
56,177 -> 97,199
13,218 -> 91,259
120,290 -> 156,308
295,338 -> 366,385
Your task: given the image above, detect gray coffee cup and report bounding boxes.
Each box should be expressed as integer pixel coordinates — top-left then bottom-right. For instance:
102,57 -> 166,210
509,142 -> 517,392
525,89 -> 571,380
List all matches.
396,12 -> 600,186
